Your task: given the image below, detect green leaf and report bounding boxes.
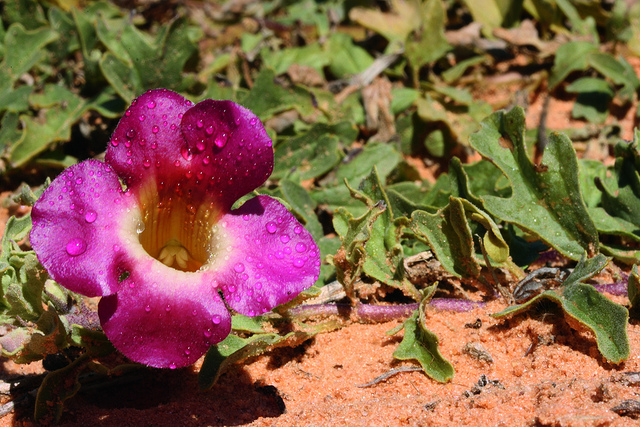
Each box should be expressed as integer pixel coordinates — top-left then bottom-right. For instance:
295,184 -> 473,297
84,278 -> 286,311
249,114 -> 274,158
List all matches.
231,315 -> 266,333
0,23 -> 58,93
241,68 -> 315,121
99,18 -> 198,102
393,285 -> 454,383
272,122 -> 353,181
199,331 -> 312,390
404,0 -> 451,72
469,107 -> 599,260
34,354 -> 89,423
9,85 -> 89,166
460,0 -> 523,36
326,32 -> 374,78
279,179 -> 323,240
347,168 -> 420,300
548,41 -> 597,89
594,132 -> 640,229
566,77 -> 613,124
410,197 -> 507,277
335,142 -> 402,186
494,254 -> 629,364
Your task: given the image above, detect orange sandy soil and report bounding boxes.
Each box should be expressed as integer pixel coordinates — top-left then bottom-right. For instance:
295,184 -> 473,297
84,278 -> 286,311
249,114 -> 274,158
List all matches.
3,300 -> 640,426
3,56 -> 640,427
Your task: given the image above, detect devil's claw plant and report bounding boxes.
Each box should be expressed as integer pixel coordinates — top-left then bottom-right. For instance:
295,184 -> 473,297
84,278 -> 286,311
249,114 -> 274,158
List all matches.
30,89 -> 320,369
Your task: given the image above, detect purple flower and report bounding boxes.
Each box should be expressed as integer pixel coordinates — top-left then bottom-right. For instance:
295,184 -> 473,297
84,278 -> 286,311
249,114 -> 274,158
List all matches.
30,89 -> 320,369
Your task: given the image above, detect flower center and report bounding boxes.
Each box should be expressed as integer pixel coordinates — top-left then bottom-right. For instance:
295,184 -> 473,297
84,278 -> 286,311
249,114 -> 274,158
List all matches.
136,182 -> 222,272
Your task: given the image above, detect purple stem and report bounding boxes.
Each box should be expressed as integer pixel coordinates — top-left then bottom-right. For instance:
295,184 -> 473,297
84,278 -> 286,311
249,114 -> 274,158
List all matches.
288,298 -> 486,322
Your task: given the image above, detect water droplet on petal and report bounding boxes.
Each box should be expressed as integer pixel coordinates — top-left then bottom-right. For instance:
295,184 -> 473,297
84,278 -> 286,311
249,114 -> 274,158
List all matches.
111,139 -> 119,147
212,315 -> 221,324
196,119 -> 204,128
147,101 -> 156,109
181,147 -> 193,161
295,242 -> 307,253
203,156 -> 211,165
165,305 -> 171,312
234,263 -> 245,273
136,221 -> 146,234
152,125 -> 159,134
293,259 -> 305,268
294,225 -> 303,234
143,159 -> 151,168
280,234 -> 290,243
204,329 -> 212,338
184,348 -> 191,355
255,282 -> 262,290
214,132 -> 228,148
139,115 -> 145,122
144,305 -> 151,312
84,211 -> 97,223
266,222 -> 277,234
169,363 -> 177,370
228,285 -> 237,293
250,118 -> 257,125
196,140 -> 206,151
205,125 -> 214,135
126,129 -> 136,139
66,238 -> 87,256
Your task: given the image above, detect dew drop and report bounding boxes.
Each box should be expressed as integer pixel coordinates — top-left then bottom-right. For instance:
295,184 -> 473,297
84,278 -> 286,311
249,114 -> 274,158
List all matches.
294,225 -> 303,234
181,147 -> 193,161
284,247 -> 291,255
275,251 -> 284,259
280,234 -> 290,243
139,115 -> 145,122
266,222 -> 277,234
293,258 -> 305,268
169,363 -> 177,370
250,117 -> 257,125
126,129 -> 136,139
111,139 -> 119,147
205,125 -> 214,135
295,242 -> 307,253
196,119 -> 204,128
204,329 -> 212,338
65,238 -> 87,256
147,101 -> 156,109
126,158 -> 133,165
212,315 -> 221,324
145,305 -> 151,313
255,282 -> 262,290
152,125 -> 159,134
136,221 -> 146,234
165,305 -> 171,312
203,156 -> 211,165
143,159 -> 151,168
196,140 -> 206,151
234,263 -> 245,273
214,132 -> 228,148
84,211 -> 97,223
243,214 -> 250,221
184,348 -> 191,355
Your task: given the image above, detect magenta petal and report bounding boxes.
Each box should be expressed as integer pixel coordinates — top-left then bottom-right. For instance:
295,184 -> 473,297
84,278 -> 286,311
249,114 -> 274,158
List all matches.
98,261 -> 231,368
105,89 -> 192,188
30,160 -> 133,297
215,196 -> 320,316
180,100 -> 274,211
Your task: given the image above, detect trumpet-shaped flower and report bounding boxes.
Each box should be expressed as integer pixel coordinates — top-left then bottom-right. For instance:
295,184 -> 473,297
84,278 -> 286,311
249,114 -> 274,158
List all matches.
30,89 -> 320,369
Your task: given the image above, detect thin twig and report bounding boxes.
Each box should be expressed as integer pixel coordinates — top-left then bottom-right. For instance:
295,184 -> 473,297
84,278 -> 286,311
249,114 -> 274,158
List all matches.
356,367 -> 423,388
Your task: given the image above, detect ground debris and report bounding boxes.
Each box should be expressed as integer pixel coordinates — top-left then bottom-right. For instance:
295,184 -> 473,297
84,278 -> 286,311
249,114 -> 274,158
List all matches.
463,374 -> 504,398
355,366 -> 423,388
611,400 -> 640,418
462,342 -> 493,364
